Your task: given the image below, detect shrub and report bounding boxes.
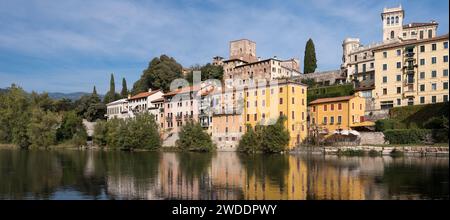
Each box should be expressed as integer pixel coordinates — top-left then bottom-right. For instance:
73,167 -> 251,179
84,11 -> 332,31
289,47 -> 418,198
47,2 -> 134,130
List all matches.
383,129 -> 430,144
337,149 -> 365,156
389,102 -> 449,128
176,121 -> 215,152
431,129 -> 449,143
375,119 -> 406,131
423,116 -> 446,129
237,124 -> 261,153
390,149 -> 404,157
368,149 -> 380,157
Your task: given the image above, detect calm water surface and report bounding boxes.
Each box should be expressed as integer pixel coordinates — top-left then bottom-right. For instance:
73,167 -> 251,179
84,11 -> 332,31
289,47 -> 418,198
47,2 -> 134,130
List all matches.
0,148 -> 448,200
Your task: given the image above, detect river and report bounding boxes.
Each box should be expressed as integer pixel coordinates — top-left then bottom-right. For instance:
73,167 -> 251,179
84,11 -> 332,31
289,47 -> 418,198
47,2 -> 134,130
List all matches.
0,148 -> 448,200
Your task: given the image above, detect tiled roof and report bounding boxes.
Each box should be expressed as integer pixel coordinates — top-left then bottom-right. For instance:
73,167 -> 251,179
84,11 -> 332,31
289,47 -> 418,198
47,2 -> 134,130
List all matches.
403,22 -> 438,29
309,96 -> 354,105
373,33 -> 449,51
151,97 -> 165,103
163,85 -> 201,97
129,90 -> 160,100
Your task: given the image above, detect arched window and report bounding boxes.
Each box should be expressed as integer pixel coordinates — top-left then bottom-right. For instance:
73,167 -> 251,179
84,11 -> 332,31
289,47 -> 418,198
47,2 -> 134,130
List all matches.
387,17 -> 390,25
395,16 -> 399,24
391,31 -> 395,39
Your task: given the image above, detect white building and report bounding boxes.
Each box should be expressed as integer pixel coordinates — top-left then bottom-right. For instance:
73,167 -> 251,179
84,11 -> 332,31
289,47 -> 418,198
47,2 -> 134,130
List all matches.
127,89 -> 164,117
106,98 -> 129,120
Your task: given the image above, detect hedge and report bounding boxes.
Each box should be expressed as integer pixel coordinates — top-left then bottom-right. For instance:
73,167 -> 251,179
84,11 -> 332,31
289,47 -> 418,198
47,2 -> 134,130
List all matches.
383,129 -> 448,144
307,83 -> 354,103
375,119 -> 406,131
389,102 -> 449,128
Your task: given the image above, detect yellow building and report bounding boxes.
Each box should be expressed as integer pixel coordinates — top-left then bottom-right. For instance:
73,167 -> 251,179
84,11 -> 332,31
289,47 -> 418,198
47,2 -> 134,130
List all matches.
243,79 -> 308,149
309,94 -> 367,135
373,34 -> 449,109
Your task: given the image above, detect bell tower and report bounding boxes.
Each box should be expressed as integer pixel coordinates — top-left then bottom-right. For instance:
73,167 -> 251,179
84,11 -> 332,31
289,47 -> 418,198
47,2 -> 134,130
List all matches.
381,5 -> 404,42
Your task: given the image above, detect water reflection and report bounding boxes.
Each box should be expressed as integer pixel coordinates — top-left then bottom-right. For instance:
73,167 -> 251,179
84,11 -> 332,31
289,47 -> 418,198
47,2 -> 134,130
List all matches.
0,148 -> 447,200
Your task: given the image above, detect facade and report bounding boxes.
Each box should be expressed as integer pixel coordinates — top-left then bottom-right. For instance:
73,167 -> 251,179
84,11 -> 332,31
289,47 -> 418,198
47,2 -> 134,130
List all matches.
309,94 -> 367,135
106,98 -> 129,120
373,34 -> 449,109
294,70 -> 346,86
341,5 -> 447,111
243,80 -> 308,149
127,89 -> 164,116
149,97 -> 165,129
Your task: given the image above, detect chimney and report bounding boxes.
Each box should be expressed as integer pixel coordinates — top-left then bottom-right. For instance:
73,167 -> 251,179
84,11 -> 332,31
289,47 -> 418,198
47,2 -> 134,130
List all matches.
148,88 -> 152,93
257,56 -> 261,61
128,94 -> 131,99
273,55 -> 277,59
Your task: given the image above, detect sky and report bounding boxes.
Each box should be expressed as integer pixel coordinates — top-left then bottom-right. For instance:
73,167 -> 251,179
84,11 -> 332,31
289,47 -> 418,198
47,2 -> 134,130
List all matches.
0,0 -> 448,94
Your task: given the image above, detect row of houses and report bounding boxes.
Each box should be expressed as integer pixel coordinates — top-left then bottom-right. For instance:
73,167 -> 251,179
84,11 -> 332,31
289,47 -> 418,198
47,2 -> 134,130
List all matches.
106,5 -> 448,150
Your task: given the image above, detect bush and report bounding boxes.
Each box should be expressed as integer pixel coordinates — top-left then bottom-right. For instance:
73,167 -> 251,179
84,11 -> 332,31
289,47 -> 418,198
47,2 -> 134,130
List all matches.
368,149 -> 380,157
390,149 -> 404,157
389,102 -> 449,128
307,84 -> 354,104
337,149 -> 365,156
375,119 -> 406,131
423,116 -> 447,129
176,121 -> 215,152
383,129 -> 430,144
431,129 -> 449,143
238,116 -> 290,154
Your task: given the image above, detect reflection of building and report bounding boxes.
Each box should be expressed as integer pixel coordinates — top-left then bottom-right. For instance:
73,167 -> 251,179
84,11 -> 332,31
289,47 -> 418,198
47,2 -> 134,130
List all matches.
309,93 -> 370,135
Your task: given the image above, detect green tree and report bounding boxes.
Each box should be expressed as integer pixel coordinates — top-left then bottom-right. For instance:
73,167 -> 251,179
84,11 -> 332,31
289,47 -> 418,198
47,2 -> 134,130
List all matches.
303,38 -> 317,74
185,63 -> 224,83
0,84 -> 31,146
120,113 -> 161,150
103,74 -> 120,104
176,121 -> 215,152
93,120 -> 108,147
121,77 -> 128,98
260,116 -> 290,153
132,55 -> 183,93
56,111 -> 86,144
238,124 -> 261,153
27,108 -> 60,148
75,87 -> 106,122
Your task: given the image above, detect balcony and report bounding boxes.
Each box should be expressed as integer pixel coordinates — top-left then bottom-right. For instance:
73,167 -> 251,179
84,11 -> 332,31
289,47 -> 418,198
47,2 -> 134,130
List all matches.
184,114 -> 194,121
175,115 -> 183,121
165,116 -> 173,122
201,121 -> 209,128
403,89 -> 416,97
404,52 -> 415,58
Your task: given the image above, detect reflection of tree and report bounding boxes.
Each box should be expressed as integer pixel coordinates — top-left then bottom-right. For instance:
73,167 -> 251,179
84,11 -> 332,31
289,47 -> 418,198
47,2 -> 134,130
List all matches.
238,153 -> 290,190
176,152 -> 214,181
381,159 -> 449,199
0,149 -> 62,199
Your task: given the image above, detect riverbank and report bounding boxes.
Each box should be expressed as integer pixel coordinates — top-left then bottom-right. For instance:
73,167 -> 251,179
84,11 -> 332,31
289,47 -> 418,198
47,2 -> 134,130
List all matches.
291,144 -> 449,157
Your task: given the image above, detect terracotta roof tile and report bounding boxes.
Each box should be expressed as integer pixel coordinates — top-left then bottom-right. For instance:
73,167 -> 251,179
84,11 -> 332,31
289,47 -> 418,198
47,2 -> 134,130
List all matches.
129,90 -> 160,100
309,96 -> 354,105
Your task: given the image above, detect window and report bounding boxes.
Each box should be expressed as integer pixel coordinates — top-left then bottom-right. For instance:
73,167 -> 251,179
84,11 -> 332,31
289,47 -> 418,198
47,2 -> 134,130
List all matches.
330,104 -> 334,111
338,103 -> 342,110
387,17 -> 390,25
383,52 -> 387,58
383,88 -> 387,95
337,116 -> 342,124
302,88 -> 305,94
302,112 -> 304,120
390,31 -> 395,39
432,70 -> 437,78
408,98 -> 414,106
396,49 -> 401,56
370,62 -> 374,69
279,87 -> 283,93
444,95 -> 449,102
324,105 -> 327,111
420,97 -> 425,104
395,16 -> 399,23
302,99 -> 305,106
397,87 -> 401,94
381,101 -> 394,109
432,57 -> 437,64
383,76 -> 388,83
396,75 -> 401,81
420,84 -> 425,92
444,56 -> 449,63
444,69 -> 449,77
279,98 -> 283,104
330,116 -> 334,125
291,97 -> 295,104
254,114 -> 257,121
262,100 -> 265,107
432,83 -> 437,91
312,106 -> 316,112
262,113 -> 265,119
254,101 -> 257,107
432,43 -> 437,51
420,59 -> 425,65
247,114 -> 250,121
420,45 -> 425,52
397,99 -> 401,106
420,31 -> 424,39
444,42 -> 449,49
396,62 -> 401,69
444,82 -> 449,90
432,96 -> 436,103
383,64 -> 387,71
352,103 -> 354,110
420,72 -> 425,79
291,111 -> 295,119
323,117 -> 327,125
291,87 -> 295,93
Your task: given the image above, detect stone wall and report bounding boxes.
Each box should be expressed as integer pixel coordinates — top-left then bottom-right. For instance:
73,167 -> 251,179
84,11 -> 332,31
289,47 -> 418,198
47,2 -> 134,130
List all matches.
322,145 -> 449,156
359,132 -> 386,145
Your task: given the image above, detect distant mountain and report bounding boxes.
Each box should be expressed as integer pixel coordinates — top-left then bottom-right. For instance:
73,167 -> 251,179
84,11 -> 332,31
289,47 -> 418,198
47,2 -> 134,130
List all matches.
48,92 -> 104,100
0,88 -> 7,94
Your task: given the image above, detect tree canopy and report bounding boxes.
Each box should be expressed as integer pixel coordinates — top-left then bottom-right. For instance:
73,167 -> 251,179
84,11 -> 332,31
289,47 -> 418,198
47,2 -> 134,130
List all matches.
132,55 -> 183,94
176,121 -> 215,152
303,38 -> 317,74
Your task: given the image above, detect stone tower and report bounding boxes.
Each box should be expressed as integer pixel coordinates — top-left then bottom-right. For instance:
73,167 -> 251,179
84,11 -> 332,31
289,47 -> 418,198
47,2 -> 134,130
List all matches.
229,39 -> 257,63
381,5 -> 405,42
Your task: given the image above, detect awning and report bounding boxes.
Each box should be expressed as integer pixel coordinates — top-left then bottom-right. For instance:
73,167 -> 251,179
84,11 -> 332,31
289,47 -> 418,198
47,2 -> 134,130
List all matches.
350,121 -> 376,127
332,130 -> 360,136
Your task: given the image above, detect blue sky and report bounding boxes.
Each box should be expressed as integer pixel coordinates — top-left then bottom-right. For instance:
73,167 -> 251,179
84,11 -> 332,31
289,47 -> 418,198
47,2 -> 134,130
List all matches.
0,0 -> 448,93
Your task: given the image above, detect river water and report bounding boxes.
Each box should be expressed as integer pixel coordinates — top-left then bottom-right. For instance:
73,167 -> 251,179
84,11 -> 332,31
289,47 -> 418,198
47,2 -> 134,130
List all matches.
0,148 -> 448,200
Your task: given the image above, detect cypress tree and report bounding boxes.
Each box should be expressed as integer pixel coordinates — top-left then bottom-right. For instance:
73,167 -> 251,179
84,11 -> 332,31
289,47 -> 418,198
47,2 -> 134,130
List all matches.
121,78 -> 128,98
303,38 -> 317,74
92,86 -> 98,96
109,74 -> 115,95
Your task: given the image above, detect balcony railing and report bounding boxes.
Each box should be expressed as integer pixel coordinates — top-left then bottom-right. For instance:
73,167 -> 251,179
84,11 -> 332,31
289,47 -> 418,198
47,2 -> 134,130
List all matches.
165,116 -> 173,122
176,115 -> 183,121
404,52 -> 415,57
